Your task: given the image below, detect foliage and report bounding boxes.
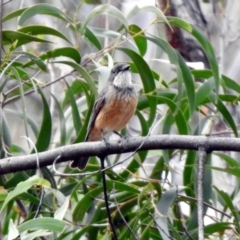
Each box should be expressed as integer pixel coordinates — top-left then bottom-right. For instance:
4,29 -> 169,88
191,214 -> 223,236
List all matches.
0,2 -> 240,240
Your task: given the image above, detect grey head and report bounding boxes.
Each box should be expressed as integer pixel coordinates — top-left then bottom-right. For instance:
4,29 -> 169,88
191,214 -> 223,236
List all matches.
109,63 -> 132,88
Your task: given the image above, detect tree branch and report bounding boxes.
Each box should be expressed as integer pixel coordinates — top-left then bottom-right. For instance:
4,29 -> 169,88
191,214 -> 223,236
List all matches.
197,147 -> 206,240
1,135 -> 240,174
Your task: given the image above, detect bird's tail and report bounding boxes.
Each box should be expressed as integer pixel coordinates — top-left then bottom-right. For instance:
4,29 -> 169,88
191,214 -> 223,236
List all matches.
69,156 -> 89,170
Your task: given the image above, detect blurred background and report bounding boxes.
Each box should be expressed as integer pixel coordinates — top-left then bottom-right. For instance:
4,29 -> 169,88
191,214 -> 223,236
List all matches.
1,1 -> 240,239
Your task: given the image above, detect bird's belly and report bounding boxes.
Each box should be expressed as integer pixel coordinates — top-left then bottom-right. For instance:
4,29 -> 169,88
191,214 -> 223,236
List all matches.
95,96 -> 137,134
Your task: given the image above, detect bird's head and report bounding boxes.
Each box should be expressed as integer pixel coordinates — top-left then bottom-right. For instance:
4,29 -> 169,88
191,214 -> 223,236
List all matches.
109,63 -> 132,88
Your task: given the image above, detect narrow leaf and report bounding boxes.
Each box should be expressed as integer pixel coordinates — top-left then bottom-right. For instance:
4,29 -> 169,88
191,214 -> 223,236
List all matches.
55,61 -> 97,97
2,30 -> 52,48
18,217 -> 65,233
18,25 -> 72,44
169,17 -> 220,98
65,81 -> 81,135
0,175 -> 50,213
81,4 -> 128,32
129,25 -> 147,56
34,89 -> 52,152
2,8 -> 27,22
18,3 -> 70,26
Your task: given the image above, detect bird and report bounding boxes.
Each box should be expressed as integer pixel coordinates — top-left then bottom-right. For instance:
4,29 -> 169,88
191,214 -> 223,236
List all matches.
69,63 -> 138,170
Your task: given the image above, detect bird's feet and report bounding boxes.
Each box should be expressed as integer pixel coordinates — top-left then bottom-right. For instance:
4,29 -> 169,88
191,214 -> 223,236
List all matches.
102,136 -> 111,147
113,131 -> 123,138
113,131 -> 129,145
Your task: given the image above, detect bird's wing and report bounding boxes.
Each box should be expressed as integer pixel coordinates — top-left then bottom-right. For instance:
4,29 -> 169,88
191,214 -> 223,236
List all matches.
85,90 -> 106,140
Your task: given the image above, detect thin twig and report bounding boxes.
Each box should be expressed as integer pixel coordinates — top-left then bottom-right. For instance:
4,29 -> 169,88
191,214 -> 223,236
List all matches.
100,155 -> 118,240
112,188 -> 137,240
178,194 -> 231,219
34,187 -> 45,219
3,70 -> 74,106
16,199 -> 28,218
175,201 -> 194,240
197,147 -> 206,240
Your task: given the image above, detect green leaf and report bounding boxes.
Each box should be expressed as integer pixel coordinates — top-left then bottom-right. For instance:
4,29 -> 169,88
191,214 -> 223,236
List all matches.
23,47 -> 81,69
55,61 -> 97,97
11,67 -> 30,145
127,5 -> 171,30
159,96 -> 188,134
65,81 -> 81,135
222,75 -> 240,94
195,78 -> 215,108
208,165 -> 240,179
18,25 -> 72,44
211,94 -> 238,137
5,109 -> 39,138
73,186 -> 103,221
214,186 -> 240,230
71,226 -> 92,240
90,27 -> 138,51
214,153 -> 240,168
15,51 -> 47,71
136,110 -> 149,137
118,48 -> 157,125
10,144 -> 26,154
73,181 -> 139,222
135,110 -> 149,162
4,172 -> 29,189
0,175 -> 50,213
192,69 -> 213,79
81,25 -> 102,50
0,187 -> 8,202
129,25 -> 147,56
155,187 -> 185,240
62,80 -> 89,108
146,36 -> 195,116
169,17 -> 220,98
34,89 -> 52,152
2,30 -> 52,48
184,151 -> 196,198
2,8 -> 27,22
51,94 -> 67,146
205,222 -> 232,236
74,94 -> 95,143
81,4 -> 128,32
41,167 -> 57,189
18,3 -> 70,26
176,51 -> 195,115
1,111 -> 12,151
108,180 -> 140,194
18,217 -> 65,233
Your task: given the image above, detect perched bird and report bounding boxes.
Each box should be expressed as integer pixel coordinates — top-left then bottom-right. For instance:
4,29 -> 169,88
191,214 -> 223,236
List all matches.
69,63 -> 138,170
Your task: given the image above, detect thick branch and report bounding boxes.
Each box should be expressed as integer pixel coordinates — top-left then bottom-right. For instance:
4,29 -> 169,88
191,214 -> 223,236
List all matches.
1,135 -> 240,174
197,147 -> 206,240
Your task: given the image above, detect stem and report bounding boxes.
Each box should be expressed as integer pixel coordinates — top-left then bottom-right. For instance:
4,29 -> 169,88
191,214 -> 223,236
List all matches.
197,147 -> 206,240
100,156 -> 118,240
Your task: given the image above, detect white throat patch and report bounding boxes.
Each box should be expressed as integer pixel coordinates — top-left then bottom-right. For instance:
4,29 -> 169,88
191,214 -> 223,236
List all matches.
113,70 -> 132,88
